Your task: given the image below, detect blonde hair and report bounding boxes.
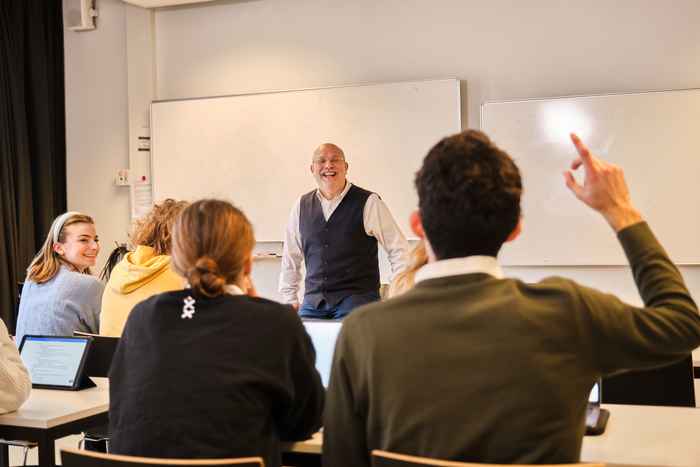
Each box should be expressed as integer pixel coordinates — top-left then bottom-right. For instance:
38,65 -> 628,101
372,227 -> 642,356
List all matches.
26,212 -> 96,284
130,199 -> 188,255
387,241 -> 428,298
171,199 -> 255,298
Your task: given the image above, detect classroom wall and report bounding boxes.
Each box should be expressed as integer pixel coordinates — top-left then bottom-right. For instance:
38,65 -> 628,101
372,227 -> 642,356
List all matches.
63,0 -> 700,305
63,0 -> 131,273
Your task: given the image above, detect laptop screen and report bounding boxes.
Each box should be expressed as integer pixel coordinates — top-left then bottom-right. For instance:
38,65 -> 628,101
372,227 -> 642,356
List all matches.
19,336 -> 90,388
588,381 -> 600,404
302,320 -> 342,387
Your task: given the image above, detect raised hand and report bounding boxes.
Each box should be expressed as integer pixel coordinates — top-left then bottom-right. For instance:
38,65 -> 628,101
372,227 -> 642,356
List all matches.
564,133 -> 642,232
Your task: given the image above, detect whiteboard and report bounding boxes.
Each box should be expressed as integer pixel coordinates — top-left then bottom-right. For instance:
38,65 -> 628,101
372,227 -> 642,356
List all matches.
151,79 -> 461,240
482,89 -> 700,266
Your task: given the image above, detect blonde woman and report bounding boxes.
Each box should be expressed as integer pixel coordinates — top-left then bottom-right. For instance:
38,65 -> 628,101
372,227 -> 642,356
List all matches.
15,212 -> 102,344
387,241 -> 428,298
109,200 -> 323,467
100,199 -> 188,336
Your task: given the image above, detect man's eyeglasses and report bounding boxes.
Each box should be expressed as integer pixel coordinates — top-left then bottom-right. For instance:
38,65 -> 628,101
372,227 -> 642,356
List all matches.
313,157 -> 345,166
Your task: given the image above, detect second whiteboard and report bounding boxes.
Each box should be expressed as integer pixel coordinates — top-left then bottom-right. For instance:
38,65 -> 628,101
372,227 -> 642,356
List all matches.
482,89 -> 700,266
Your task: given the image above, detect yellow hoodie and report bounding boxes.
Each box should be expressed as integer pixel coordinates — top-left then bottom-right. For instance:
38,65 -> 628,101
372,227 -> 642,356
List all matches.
100,245 -> 184,337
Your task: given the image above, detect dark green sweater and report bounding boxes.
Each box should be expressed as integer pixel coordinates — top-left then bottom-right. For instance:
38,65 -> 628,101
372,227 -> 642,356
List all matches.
323,222 -> 700,466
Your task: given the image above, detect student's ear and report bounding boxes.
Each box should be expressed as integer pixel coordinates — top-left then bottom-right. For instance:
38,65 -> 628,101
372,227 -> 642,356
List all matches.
410,210 -> 425,239
52,242 -> 64,256
505,217 -> 523,243
243,254 -> 253,276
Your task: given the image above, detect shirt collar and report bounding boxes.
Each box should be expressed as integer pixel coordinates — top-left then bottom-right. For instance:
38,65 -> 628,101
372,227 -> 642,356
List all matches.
315,181 -> 353,203
414,256 -> 504,284
224,284 -> 245,296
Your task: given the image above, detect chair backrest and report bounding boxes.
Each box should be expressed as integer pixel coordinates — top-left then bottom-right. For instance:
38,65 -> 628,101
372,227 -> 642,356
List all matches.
12,281 -> 23,335
602,355 -> 695,407
371,450 -> 604,467
60,449 -> 264,467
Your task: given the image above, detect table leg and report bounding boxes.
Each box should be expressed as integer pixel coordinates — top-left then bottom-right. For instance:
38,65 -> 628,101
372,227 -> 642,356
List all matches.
0,444 -> 9,467
37,433 -> 55,467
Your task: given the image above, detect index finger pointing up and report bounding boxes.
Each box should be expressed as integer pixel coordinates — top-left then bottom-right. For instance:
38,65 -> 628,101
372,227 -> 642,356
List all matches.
570,133 -> 595,170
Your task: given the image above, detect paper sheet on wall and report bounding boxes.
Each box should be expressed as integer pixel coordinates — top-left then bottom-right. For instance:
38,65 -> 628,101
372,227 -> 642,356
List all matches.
131,183 -> 153,220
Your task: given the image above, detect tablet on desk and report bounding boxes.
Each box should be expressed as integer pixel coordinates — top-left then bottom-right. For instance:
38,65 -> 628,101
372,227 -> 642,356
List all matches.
73,331 -> 119,377
586,380 -> 610,436
18,335 -> 94,391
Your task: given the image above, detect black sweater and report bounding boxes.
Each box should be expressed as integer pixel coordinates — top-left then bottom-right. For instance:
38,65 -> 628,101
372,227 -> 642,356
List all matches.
109,290 -> 324,467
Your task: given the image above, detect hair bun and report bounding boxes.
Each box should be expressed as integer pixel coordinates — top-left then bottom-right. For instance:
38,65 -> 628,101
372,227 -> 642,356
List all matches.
189,256 -> 225,297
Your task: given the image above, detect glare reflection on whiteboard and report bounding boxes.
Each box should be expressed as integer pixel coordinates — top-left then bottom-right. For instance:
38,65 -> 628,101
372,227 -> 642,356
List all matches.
541,102 -> 592,149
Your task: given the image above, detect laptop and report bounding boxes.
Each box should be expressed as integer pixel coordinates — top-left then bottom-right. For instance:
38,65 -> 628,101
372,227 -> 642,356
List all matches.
18,335 -> 95,390
302,319 -> 343,387
586,380 -> 610,435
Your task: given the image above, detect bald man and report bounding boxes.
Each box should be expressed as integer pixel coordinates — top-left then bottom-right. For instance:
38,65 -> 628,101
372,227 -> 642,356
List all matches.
279,143 -> 408,320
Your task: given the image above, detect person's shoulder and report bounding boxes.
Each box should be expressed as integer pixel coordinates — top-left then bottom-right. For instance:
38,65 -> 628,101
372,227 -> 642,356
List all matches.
59,267 -> 99,283
349,184 -> 376,198
234,295 -> 298,319
139,288 -> 190,309
59,269 -> 103,293
126,289 -> 186,324
519,275 -> 581,293
506,275 -> 596,314
298,190 -> 316,206
226,295 -> 305,336
243,294 -> 291,308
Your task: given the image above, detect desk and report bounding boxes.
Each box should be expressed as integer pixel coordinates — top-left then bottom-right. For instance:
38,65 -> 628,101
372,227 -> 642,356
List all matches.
0,378 -> 109,467
582,404 -> 700,466
284,404 -> 700,467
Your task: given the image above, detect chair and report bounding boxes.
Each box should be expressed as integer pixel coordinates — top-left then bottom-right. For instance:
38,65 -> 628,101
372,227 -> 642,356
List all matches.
60,448 -> 264,467
371,450 -> 604,467
11,281 -> 23,335
602,356 -> 695,407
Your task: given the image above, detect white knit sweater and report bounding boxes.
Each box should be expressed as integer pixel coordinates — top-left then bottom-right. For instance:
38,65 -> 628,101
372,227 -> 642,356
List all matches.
0,319 -> 30,414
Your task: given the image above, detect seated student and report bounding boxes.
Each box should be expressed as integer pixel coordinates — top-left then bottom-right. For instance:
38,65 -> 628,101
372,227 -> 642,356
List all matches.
0,318 -> 31,414
100,199 -> 188,337
15,212 -> 103,345
109,199 -> 324,467
323,131 -> 700,466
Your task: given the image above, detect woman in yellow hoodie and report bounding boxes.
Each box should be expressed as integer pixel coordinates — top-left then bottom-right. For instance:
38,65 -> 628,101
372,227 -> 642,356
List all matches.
100,199 -> 188,336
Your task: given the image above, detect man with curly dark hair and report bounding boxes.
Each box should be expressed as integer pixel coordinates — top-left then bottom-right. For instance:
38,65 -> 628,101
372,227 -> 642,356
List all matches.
323,130 -> 700,466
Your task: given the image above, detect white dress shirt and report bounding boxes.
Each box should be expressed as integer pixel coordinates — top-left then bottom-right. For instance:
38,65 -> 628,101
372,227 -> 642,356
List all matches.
414,255 -> 504,284
224,284 -> 245,296
279,182 -> 409,305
